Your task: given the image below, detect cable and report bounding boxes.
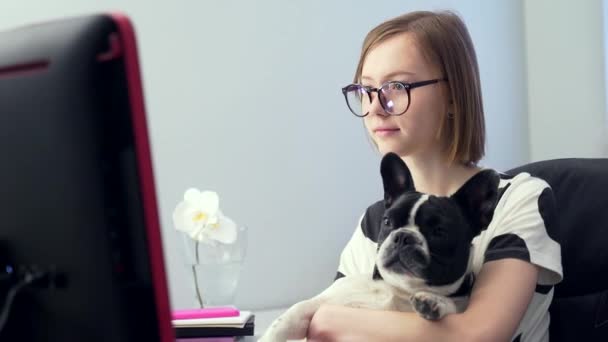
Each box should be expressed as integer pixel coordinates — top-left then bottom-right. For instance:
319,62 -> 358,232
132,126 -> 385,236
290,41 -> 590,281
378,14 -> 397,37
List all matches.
0,269 -> 46,334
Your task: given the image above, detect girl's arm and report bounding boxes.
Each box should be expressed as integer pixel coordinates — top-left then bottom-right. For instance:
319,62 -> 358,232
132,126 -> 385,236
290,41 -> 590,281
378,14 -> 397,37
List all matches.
307,258 -> 538,342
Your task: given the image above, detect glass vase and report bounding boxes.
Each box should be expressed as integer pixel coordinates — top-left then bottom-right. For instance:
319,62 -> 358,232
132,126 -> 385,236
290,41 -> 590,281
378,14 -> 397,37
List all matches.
179,226 -> 248,308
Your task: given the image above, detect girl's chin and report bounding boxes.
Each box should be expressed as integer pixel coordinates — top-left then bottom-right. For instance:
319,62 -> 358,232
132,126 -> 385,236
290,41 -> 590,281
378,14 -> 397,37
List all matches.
376,143 -> 409,156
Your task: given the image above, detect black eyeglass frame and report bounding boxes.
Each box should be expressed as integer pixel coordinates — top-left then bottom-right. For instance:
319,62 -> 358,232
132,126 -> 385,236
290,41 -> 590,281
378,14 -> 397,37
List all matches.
341,78 -> 448,117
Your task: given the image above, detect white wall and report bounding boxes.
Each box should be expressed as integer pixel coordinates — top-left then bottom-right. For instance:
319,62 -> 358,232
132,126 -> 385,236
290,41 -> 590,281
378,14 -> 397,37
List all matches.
523,0 -> 608,161
1,0 -> 530,310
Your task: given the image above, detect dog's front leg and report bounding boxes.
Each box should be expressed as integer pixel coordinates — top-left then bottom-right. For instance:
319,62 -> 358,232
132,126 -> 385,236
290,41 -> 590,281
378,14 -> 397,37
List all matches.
258,297 -> 323,342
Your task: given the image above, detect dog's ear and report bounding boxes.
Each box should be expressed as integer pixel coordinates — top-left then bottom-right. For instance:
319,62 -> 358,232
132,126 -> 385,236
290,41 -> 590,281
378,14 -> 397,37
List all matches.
381,152 -> 415,208
451,170 -> 499,236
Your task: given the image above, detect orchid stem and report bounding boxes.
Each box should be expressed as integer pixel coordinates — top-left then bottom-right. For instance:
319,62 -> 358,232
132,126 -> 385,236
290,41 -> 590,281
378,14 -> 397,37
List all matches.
195,240 -> 200,264
193,241 -> 204,308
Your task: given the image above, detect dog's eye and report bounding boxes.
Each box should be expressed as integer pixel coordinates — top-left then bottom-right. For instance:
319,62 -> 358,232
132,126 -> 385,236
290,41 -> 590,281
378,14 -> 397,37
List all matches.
383,217 -> 391,226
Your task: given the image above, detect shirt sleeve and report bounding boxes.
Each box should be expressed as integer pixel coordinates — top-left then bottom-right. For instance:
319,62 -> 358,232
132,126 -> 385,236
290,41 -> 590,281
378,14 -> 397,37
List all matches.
483,175 -> 563,285
335,214 -> 377,280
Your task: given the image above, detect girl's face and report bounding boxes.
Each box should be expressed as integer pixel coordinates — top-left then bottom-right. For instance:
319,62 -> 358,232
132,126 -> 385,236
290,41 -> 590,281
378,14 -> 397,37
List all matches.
361,33 -> 450,159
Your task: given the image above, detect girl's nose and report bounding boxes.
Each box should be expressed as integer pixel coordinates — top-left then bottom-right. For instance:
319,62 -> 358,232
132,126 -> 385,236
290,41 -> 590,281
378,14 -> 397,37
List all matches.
367,91 -> 388,117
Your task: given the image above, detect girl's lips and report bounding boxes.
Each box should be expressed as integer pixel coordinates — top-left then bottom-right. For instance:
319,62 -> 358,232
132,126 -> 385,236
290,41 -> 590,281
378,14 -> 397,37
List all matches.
374,128 -> 400,137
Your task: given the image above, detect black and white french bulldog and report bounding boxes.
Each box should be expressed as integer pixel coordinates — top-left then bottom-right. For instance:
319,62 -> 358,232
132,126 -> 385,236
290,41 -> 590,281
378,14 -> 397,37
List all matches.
259,152 -> 499,342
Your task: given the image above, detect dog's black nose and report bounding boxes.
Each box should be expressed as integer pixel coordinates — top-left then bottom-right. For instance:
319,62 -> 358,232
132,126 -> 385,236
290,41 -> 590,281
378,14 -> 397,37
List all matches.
393,231 -> 416,246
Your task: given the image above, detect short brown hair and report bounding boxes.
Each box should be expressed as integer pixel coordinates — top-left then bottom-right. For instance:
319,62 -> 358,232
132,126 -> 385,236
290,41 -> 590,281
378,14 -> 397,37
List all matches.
355,11 -> 485,165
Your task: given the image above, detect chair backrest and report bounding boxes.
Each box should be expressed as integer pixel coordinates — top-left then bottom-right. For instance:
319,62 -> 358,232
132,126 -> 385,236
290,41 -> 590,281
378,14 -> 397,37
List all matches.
506,158 -> 608,342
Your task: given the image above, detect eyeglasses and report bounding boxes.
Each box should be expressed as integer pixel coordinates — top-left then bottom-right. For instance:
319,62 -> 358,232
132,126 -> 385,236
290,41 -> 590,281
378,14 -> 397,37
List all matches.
341,78 -> 447,117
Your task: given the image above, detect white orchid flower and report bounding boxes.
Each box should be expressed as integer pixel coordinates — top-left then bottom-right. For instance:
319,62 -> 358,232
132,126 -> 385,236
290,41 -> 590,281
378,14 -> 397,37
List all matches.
172,188 -> 237,244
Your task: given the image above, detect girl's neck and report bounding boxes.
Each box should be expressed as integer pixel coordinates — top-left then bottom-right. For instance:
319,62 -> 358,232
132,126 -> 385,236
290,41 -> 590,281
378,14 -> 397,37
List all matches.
402,154 -> 482,197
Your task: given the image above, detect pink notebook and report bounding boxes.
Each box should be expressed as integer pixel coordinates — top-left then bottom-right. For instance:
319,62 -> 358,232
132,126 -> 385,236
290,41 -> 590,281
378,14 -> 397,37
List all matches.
172,306 -> 240,320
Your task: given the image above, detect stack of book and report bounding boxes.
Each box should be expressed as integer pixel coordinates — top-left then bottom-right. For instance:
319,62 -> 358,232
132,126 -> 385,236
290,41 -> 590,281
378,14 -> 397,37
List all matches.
172,306 -> 255,339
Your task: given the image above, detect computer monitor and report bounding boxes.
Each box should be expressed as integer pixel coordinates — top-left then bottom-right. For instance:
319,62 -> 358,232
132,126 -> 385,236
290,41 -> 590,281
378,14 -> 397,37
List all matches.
0,13 -> 173,342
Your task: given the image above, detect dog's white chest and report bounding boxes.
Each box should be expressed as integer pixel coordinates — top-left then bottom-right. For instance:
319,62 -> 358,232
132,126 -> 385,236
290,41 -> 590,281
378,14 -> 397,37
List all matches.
320,274 -> 412,311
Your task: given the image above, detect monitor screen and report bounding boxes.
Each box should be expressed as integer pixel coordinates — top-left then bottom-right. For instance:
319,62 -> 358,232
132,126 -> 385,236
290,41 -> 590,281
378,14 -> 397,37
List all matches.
0,13 -> 173,342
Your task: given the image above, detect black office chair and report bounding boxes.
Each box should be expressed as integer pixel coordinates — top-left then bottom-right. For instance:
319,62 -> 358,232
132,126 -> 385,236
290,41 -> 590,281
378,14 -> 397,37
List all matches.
507,158 -> 608,342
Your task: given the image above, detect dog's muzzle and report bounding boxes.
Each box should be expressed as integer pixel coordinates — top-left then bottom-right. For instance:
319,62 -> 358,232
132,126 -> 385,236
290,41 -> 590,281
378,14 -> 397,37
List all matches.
385,230 -> 430,268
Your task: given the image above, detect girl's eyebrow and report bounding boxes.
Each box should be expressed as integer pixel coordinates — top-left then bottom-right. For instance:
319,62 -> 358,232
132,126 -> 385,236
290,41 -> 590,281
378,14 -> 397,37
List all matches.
360,71 -> 417,83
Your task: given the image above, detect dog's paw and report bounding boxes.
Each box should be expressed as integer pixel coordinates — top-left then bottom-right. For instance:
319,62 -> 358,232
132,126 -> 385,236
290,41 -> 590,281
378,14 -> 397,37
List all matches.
411,291 -> 445,320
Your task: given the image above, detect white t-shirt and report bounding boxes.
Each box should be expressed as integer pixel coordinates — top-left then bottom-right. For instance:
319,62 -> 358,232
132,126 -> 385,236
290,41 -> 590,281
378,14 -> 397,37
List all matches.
336,171 -> 563,342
